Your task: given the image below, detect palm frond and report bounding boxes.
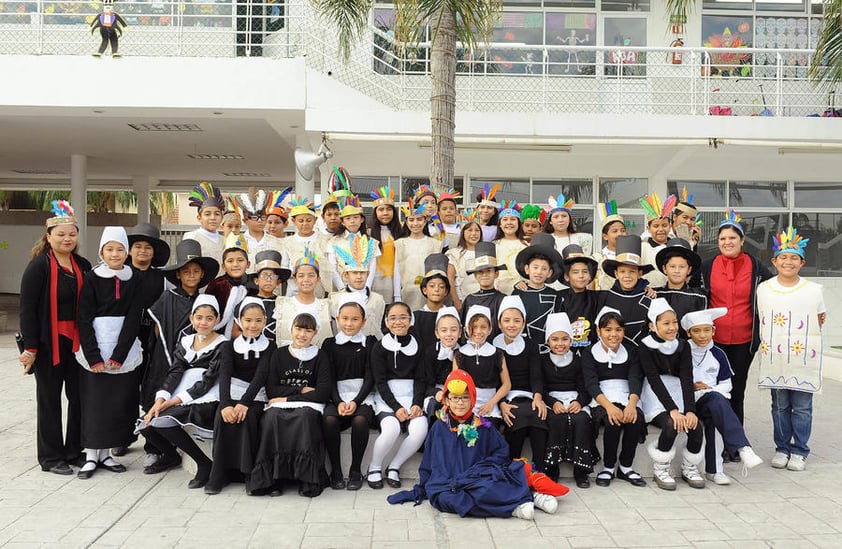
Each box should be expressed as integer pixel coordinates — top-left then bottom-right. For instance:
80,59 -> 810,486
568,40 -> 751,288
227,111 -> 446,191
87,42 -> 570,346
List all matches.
311,0 -> 374,61
809,0 -> 842,90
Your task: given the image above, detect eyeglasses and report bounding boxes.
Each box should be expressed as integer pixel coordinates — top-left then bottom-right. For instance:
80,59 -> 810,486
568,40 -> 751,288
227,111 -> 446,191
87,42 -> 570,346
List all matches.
258,273 -> 279,281
447,395 -> 471,403
248,214 -> 267,221
386,315 -> 412,323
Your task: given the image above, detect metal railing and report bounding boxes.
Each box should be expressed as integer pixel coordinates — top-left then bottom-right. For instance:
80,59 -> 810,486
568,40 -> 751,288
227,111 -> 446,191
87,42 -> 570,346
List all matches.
1,0 -> 838,117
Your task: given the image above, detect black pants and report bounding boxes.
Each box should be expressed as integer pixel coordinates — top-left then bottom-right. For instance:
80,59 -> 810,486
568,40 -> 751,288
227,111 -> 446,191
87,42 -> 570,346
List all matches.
98,27 -> 119,55
651,411 -> 704,454
34,336 -> 82,469
598,404 -> 644,469
718,342 -> 755,425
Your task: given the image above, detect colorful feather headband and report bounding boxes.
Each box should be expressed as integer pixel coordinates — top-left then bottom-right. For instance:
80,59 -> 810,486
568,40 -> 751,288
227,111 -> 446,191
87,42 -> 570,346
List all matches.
188,181 -> 225,211
773,226 -> 808,259
328,166 -> 352,194
338,195 -> 364,218
437,187 -> 462,204
293,246 -> 319,272
548,193 -> 575,213
598,199 -> 624,230
266,187 -> 292,218
520,204 -> 546,224
401,196 -> 426,220
370,186 -> 395,208
477,183 -> 501,209
719,209 -> 744,236
430,214 -> 446,239
459,208 -> 478,223
236,186 -> 269,215
676,185 -> 699,218
46,200 -> 77,228
288,195 -> 317,218
694,213 -> 703,228
498,199 -> 521,220
639,192 -> 678,222
224,194 -> 244,221
681,185 -> 694,205
333,233 -> 375,272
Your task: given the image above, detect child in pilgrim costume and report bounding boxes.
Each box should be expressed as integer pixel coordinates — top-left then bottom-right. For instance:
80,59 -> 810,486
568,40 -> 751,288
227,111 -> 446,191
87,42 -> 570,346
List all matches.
582,307 -> 647,488
368,186 -> 402,304
542,312 -> 595,488
394,196 -> 444,311
234,187 -> 284,272
274,248 -> 334,347
368,302 -> 429,490
412,254 -> 452,348
183,181 -> 226,269
281,196 -> 334,297
205,297 -> 273,495
600,235 -> 656,346
328,233 -> 385,340
494,296 -> 549,470
682,308 -> 763,485
423,306 -> 462,419
476,183 -> 501,242
513,232 -> 565,343
638,298 -> 705,491
243,250 -> 291,344
756,226 -> 826,472
493,200 -> 528,295
453,305 -> 511,429
653,238 -> 707,335
387,369 -> 567,519
558,244 -> 600,352
206,232 -> 252,338
328,196 -> 381,291
460,241 -> 507,340
591,200 -> 627,290
638,192 -> 678,289
321,293 -> 378,491
445,213 -> 483,312
249,312 -> 331,497
543,193 -> 592,255
75,226 -> 145,479
141,295 -> 225,488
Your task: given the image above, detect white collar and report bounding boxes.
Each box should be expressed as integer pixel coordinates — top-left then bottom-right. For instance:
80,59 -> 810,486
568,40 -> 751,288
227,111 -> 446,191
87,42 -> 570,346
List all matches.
602,246 -> 616,259
459,341 -> 496,357
592,341 -> 628,368
493,333 -> 525,355
641,335 -> 680,355
197,228 -> 220,242
93,264 -> 133,281
336,332 -> 366,346
288,345 -> 318,361
181,333 -> 226,362
437,342 -> 459,361
294,233 -> 317,243
381,333 -> 418,356
549,351 -> 574,367
233,334 -> 270,358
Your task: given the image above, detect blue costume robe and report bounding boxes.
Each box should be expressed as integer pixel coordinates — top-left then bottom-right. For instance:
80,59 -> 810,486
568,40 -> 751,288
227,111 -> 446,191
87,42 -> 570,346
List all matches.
388,413 -> 532,518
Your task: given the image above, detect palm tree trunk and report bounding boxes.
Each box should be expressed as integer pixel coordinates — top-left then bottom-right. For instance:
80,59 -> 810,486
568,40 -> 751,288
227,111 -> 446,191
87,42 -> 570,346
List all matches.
429,5 -> 456,187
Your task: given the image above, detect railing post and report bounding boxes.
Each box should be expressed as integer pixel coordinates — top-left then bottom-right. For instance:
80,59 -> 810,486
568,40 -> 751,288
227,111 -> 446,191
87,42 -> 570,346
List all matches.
542,48 -> 548,111
37,0 -> 43,55
776,52 -> 783,116
176,0 -> 183,56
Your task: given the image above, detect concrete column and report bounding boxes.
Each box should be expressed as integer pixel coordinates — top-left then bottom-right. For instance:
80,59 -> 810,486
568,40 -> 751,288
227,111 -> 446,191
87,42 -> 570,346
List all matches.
70,154 -> 87,252
294,134 -> 315,199
133,176 -> 153,224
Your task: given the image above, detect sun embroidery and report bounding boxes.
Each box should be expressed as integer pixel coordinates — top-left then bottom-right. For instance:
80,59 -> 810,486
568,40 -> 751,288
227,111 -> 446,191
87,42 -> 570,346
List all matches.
773,312 -> 788,327
759,341 -> 770,355
790,340 -> 805,356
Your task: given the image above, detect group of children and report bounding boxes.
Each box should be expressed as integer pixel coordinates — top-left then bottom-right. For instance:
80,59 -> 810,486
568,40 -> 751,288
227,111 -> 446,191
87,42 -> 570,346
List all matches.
26,175 -> 825,521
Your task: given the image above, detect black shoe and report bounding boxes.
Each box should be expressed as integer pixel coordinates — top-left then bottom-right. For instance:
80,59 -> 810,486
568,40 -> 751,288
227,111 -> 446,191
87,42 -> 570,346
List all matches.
111,446 -> 128,457
367,470 -> 383,490
143,453 -> 181,475
330,471 -> 346,490
299,481 -> 323,498
616,469 -> 647,487
269,487 -> 283,497
77,460 -> 98,480
48,462 -> 73,476
575,475 -> 591,489
385,468 -> 402,489
99,458 -> 127,473
188,477 -> 208,489
69,455 -> 86,468
347,471 -> 363,491
595,471 -> 613,487
204,484 -> 222,495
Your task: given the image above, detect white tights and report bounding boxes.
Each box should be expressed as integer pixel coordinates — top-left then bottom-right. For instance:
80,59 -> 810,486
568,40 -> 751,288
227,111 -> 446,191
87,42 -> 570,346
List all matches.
368,416 -> 428,476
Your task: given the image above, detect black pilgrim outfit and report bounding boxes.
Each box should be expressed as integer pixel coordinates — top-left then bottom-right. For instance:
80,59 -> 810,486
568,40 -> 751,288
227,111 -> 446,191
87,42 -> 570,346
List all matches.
423,341 -> 458,418
558,287 -> 600,352
512,286 -> 563,343
600,280 -> 652,345
460,289 -> 505,339
653,285 -> 707,338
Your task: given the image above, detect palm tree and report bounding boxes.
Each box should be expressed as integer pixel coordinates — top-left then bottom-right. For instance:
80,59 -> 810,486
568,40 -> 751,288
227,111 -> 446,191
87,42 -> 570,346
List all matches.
809,0 -> 842,90
312,0 -> 502,187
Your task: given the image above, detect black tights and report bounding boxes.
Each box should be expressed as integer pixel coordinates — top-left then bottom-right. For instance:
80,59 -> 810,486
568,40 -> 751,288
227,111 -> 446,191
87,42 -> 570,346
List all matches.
323,414 -> 370,475
600,405 -> 644,469
143,426 -> 211,472
651,412 -> 704,454
506,428 -> 548,470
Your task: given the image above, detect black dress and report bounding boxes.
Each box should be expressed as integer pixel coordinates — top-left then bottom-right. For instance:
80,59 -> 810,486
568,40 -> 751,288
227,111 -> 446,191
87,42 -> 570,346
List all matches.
653,284 -> 707,339
512,286 -> 563,343
496,336 -> 545,431
541,351 -> 594,472
454,343 -> 504,419
249,345 -> 331,495
423,342 -> 457,417
412,308 -> 437,349
322,335 -> 376,426
461,289 -> 505,339
209,337 -> 272,488
600,280 -> 652,345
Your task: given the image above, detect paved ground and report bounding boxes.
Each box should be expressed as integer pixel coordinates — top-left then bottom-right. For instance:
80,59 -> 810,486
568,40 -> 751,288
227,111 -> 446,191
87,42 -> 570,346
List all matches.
1,331 -> 841,548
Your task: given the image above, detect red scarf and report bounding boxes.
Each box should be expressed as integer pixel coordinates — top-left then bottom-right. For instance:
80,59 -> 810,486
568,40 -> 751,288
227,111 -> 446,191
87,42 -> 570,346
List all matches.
49,249 -> 83,366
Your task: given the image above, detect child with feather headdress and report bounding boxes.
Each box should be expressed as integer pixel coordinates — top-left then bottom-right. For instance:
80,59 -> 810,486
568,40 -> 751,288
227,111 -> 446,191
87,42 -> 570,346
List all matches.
328,234 -> 385,340
638,192 -> 678,288
234,186 -> 285,273
183,181 -> 226,270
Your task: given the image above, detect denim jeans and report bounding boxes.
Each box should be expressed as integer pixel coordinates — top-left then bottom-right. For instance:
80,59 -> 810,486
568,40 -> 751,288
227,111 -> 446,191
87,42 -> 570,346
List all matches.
770,389 -> 813,458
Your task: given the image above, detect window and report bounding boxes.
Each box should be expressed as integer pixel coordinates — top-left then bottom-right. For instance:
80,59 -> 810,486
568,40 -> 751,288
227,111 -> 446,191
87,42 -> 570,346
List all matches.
469,178 -> 530,206
730,180 -> 787,208
702,15 -> 754,77
546,13 -> 597,75
667,180 -> 728,208
794,182 -> 842,208
532,178 -> 594,205
796,212 -> 842,276
598,177 -> 647,208
603,17 -> 647,76
488,12 -> 545,75
602,0 -> 650,12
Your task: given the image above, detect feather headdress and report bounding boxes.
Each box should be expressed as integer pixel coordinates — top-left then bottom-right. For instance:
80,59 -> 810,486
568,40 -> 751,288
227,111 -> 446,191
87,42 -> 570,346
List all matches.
333,233 -> 375,272
548,193 -> 575,213
224,193 -> 244,221
46,200 -> 77,228
401,196 -> 426,220
293,246 -> 319,272
338,195 -> 364,218
370,186 -> 395,208
236,186 -> 268,215
430,214 -> 446,239
288,195 -> 317,218
477,183 -> 501,209
719,209 -> 744,236
414,184 -> 436,201
676,185 -> 699,218
598,199 -> 624,230
694,213 -> 703,228
188,181 -> 225,211
681,186 -> 694,205
773,226 -> 809,259
639,192 -> 678,222
328,166 -> 352,194
498,200 -> 521,220
266,187 -> 292,218
520,204 -> 546,225
459,208 -> 478,223
437,187 -> 462,204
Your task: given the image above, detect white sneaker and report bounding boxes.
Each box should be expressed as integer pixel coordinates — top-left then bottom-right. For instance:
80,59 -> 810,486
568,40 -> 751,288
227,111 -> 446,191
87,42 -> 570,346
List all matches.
512,502 -> 534,520
144,453 -> 161,468
705,472 -> 732,485
653,462 -> 676,491
532,493 -> 558,514
787,454 -> 807,471
681,461 -> 706,489
738,447 -> 764,470
770,452 -> 789,469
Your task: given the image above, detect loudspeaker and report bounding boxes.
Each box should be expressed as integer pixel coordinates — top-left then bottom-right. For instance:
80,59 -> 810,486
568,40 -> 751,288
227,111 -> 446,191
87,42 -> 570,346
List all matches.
295,146 -> 333,181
